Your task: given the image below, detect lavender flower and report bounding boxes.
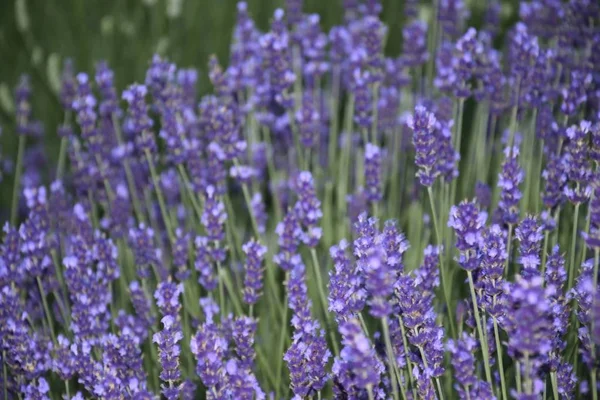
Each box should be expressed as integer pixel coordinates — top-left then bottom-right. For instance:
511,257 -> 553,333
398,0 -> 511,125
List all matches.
15,75 -> 32,135
497,146 -> 524,226
408,106 -> 439,186
154,281 -> 184,400
448,199 -> 487,271
128,224 -> 160,279
364,143 -> 383,203
242,239 -> 267,305
515,215 -> 543,278
564,121 -> 593,204
478,225 -> 507,318
293,171 -> 323,247
328,239 -> 366,321
123,84 -> 156,154
333,319 -> 384,394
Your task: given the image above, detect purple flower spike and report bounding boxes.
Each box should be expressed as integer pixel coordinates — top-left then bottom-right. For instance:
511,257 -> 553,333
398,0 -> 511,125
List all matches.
564,121 -> 593,204
333,319 -> 384,394
408,106 -> 439,187
364,143 -> 383,203
448,199 -> 487,271
515,215 -> 543,278
242,239 -> 267,305
497,146 -> 524,226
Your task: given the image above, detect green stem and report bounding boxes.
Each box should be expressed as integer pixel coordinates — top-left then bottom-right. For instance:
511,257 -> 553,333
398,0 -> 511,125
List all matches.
310,248 -> 339,356
567,203 -> 580,291
551,371 -> 559,400
144,149 -> 174,243
427,187 -> 456,337
11,135 -> 27,225
37,277 -> 57,346
381,317 -> 400,400
467,271 -> 493,387
503,225 -> 513,278
493,317 -> 508,400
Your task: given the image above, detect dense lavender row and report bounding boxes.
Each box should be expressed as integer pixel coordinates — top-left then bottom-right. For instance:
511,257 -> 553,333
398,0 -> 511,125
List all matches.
1,0 -> 600,399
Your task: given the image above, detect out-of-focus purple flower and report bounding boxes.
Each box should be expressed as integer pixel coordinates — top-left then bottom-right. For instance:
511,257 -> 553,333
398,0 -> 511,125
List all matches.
195,236 -> 217,292
561,69 -> 592,117
509,22 -> 540,81
475,181 -> 492,209
364,143 -> 382,203
73,73 -> 101,153
123,84 -> 156,154
173,229 -> 190,281
296,14 -> 329,84
293,171 -> 323,247
15,75 -> 32,136
542,153 -> 568,209
497,146 -> 524,226
564,121 -> 593,204
296,93 -> 320,148
60,59 -> 77,111
274,209 -> 302,271
438,0 -> 468,38
515,215 -> 543,278
351,65 -> 372,129
230,165 -> 257,185
95,61 -> 120,117
129,281 -> 155,337
191,322 -> 225,391
128,224 -> 160,279
201,185 -> 227,242
250,193 -> 267,234
447,333 -> 489,400
260,9 -> 296,111
242,239 -> 267,305
332,319 -> 384,395
401,21 -> 428,68
448,199 -> 487,271
408,106 -> 439,187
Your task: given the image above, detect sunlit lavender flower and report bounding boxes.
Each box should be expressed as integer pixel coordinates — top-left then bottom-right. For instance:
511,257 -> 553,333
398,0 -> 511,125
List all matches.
408,105 -> 439,187
448,199 -> 487,271
123,84 -> 156,154
497,146 -> 524,226
191,322 -> 225,392
328,239 -> 366,321
195,236 -> 217,292
201,185 -> 227,242
173,229 -> 190,281
296,93 -> 320,148
274,210 -> 302,271
515,215 -> 543,278
542,153 -> 568,209
478,225 -> 507,317
447,333 -> 481,400
242,239 -> 267,305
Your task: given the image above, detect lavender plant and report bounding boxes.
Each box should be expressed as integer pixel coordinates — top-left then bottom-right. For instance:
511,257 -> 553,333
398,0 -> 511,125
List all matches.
1,1 -> 600,399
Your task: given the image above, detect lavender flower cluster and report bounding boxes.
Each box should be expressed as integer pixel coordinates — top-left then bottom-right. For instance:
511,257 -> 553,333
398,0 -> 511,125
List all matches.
1,0 -> 600,399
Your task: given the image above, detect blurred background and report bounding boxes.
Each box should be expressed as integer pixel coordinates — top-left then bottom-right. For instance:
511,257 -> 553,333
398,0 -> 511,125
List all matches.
0,0 -> 517,210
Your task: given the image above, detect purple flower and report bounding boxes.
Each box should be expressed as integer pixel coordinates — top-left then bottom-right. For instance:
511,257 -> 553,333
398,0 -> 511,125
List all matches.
250,193 -> 267,234
364,143 -> 383,203
129,281 -> 155,337
242,239 -> 267,305
15,75 -> 32,135
542,153 -> 568,209
123,84 -> 156,154
154,281 -> 184,399
503,276 -> 553,395
497,146 -> 524,226
447,333 -> 481,400
448,199 -> 487,271
408,106 -> 439,187
191,322 -> 225,390
333,319 -> 384,393
95,61 -> 120,117
564,121 -> 593,204
515,215 -> 543,278
296,93 -> 320,148
173,229 -> 190,281
293,171 -> 323,247
195,236 -> 217,292
478,225 -> 507,318
201,185 -> 227,242
128,224 -> 160,279
328,239 -> 366,320
401,21 -> 429,68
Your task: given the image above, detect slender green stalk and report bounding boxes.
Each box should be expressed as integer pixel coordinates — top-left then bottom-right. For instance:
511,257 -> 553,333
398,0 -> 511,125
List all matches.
503,225 -> 513,278
398,316 -> 417,397
493,317 -> 508,400
37,277 -> 57,346
367,386 -> 375,400
550,371 -> 559,400
567,203 -> 580,290
381,317 -> 400,400
467,271 -> 493,387
275,288 -> 290,399
418,346 -> 445,400
427,187 -> 456,337
112,114 -> 146,223
450,98 -> 465,205
592,370 -> 598,400
144,149 -> 174,243
310,248 -> 339,356
11,135 -> 27,225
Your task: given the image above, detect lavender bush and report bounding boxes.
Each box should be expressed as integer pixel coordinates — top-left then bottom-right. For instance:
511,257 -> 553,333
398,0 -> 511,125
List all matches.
1,0 -> 600,399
